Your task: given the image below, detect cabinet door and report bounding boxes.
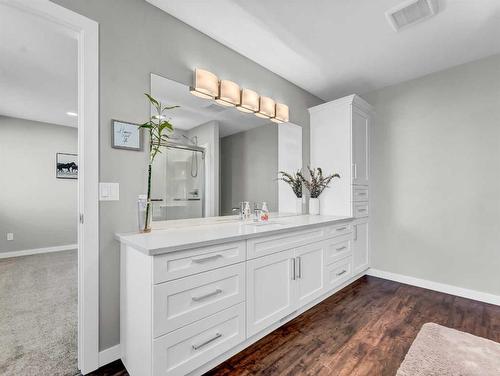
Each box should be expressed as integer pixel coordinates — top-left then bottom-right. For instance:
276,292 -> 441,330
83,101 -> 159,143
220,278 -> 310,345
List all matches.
246,250 -> 296,337
352,220 -> 369,275
352,107 -> 369,185
295,242 -> 325,307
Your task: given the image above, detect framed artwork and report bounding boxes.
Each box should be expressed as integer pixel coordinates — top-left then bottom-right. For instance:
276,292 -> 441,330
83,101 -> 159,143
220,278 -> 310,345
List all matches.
111,119 -> 143,151
56,153 -> 78,179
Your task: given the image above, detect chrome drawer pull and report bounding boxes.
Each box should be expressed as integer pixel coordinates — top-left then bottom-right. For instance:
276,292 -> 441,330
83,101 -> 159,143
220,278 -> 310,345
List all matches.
357,208 -> 367,212
192,333 -> 222,350
192,289 -> 222,302
357,192 -> 367,196
336,227 -> 347,231
297,257 -> 302,279
337,270 -> 347,276
191,254 -> 222,263
335,246 -> 347,251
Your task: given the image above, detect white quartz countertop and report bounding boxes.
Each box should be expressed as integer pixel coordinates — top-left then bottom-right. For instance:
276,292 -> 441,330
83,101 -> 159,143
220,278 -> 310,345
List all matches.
115,214 -> 352,256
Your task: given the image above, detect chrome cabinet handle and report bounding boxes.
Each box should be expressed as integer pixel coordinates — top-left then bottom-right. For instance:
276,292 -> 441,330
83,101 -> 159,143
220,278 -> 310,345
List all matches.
192,254 -> 222,263
336,227 -> 347,232
357,208 -> 367,212
336,246 -> 347,251
291,258 -> 296,280
296,257 -> 302,279
192,289 -> 222,302
337,270 -> 347,276
353,163 -> 357,179
192,333 -> 222,350
357,192 -> 367,196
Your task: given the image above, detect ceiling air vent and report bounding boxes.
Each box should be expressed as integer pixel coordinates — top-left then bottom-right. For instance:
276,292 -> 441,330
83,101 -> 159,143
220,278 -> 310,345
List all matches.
385,0 -> 438,32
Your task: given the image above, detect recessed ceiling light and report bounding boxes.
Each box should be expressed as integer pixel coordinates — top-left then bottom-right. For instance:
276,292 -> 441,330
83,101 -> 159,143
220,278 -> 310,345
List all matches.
66,111 -> 78,117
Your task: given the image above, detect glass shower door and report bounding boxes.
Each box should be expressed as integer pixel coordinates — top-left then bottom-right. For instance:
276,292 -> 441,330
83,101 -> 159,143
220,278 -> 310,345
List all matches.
164,147 -> 204,220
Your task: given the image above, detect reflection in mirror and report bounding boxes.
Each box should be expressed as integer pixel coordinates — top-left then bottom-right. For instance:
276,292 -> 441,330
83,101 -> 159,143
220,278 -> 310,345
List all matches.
150,73 -> 284,221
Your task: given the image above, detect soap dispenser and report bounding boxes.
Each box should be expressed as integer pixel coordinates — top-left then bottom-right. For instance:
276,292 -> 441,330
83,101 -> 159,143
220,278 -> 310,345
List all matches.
261,202 -> 269,221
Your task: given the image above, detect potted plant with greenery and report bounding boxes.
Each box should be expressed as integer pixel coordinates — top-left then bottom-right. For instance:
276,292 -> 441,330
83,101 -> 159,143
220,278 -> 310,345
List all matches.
298,166 -> 340,215
138,93 -> 178,232
278,170 -> 304,214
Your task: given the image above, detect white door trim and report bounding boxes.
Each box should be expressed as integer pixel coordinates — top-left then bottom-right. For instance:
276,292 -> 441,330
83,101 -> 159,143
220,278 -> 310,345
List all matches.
1,0 -> 100,373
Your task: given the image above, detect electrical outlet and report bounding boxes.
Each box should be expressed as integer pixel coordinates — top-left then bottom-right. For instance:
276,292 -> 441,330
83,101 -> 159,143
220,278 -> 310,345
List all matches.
6,233 -> 14,241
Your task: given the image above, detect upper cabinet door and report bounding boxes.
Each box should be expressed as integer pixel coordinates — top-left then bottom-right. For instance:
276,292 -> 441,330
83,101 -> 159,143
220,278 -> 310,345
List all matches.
246,249 -> 297,337
295,242 -> 325,307
352,107 -> 370,185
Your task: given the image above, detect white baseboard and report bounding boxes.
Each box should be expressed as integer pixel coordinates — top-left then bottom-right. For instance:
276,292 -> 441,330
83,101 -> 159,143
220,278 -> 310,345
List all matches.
0,243 -> 77,259
98,344 -> 121,367
367,268 -> 500,306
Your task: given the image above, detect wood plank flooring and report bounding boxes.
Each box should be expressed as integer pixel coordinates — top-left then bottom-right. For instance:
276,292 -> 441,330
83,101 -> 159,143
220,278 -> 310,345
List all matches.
90,276 -> 500,376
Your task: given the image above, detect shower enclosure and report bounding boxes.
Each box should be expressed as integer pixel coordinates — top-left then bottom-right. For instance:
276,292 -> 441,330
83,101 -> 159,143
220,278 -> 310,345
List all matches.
151,142 -> 205,221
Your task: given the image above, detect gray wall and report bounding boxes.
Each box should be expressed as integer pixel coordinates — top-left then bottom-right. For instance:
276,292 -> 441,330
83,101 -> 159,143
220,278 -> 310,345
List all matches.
51,0 -> 322,350
0,116 -> 77,252
364,53 -> 500,296
220,125 -> 278,215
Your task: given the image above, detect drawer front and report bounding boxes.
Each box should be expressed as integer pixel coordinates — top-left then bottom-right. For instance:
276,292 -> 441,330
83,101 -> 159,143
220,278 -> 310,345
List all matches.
353,187 -> 369,202
153,303 -> 246,376
153,241 -> 246,283
153,263 -> 245,337
324,234 -> 352,265
322,222 -> 353,239
353,202 -> 369,218
247,228 -> 324,259
324,256 -> 352,291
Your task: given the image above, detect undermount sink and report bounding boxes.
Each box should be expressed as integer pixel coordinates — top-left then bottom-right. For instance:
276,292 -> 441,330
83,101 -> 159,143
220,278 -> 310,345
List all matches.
245,221 -> 286,227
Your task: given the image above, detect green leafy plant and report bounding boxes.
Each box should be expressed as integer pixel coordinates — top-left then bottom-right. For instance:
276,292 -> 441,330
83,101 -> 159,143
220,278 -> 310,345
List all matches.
298,166 -> 340,199
278,170 -> 303,198
139,93 -> 178,232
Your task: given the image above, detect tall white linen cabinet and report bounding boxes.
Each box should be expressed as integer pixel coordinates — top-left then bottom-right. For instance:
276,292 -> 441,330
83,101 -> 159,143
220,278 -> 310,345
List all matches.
308,94 -> 372,276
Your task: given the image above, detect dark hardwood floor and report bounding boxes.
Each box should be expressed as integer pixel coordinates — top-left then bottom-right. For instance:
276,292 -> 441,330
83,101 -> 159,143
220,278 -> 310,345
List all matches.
90,276 -> 500,376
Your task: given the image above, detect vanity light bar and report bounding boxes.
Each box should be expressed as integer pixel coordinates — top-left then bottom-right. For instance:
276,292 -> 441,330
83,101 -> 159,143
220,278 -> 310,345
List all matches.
189,68 -> 289,123
215,80 -> 240,107
189,68 -> 219,99
237,88 -> 259,113
255,96 -> 275,119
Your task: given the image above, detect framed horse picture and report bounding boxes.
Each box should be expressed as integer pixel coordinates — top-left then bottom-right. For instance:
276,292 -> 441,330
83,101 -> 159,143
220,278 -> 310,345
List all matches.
56,153 -> 78,179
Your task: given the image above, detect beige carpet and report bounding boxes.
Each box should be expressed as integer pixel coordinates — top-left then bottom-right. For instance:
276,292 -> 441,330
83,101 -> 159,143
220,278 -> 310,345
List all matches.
0,250 -> 78,376
397,322 -> 500,376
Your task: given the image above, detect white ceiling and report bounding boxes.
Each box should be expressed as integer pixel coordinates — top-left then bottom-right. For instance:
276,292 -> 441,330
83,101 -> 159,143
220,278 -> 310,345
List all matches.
0,4 -> 77,127
151,73 -> 272,138
147,0 -> 500,101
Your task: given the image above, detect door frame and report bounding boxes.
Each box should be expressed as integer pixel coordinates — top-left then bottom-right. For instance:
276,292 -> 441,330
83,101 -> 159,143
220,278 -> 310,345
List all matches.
2,0 -> 100,373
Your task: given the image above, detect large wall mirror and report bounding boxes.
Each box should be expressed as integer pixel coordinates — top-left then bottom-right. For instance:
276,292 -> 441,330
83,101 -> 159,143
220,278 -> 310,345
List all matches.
150,73 -> 302,221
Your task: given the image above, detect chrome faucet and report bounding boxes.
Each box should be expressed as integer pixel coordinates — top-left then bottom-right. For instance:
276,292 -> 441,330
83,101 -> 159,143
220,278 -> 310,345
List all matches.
232,201 -> 246,220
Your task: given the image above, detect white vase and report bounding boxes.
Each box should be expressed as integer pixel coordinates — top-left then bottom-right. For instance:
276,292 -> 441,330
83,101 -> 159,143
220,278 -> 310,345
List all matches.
295,198 -> 303,214
309,198 -> 320,215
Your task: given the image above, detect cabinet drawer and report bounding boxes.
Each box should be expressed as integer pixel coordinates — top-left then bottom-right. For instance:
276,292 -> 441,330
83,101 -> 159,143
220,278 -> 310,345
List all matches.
324,256 -> 352,291
353,187 -> 369,202
353,202 -> 369,218
323,222 -> 352,238
153,241 -> 246,283
324,235 -> 352,265
153,263 -> 245,337
247,228 -> 324,259
153,303 -> 246,376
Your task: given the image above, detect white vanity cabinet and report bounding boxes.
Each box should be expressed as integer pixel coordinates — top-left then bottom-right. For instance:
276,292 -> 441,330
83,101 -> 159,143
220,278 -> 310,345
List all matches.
118,216 -> 370,376
309,94 -> 372,277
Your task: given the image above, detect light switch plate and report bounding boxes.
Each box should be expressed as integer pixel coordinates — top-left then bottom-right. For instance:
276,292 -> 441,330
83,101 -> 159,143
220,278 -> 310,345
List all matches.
99,182 -> 120,201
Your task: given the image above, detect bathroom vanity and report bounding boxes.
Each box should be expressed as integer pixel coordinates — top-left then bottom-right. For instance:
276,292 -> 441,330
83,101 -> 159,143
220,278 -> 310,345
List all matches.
116,214 -> 369,376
